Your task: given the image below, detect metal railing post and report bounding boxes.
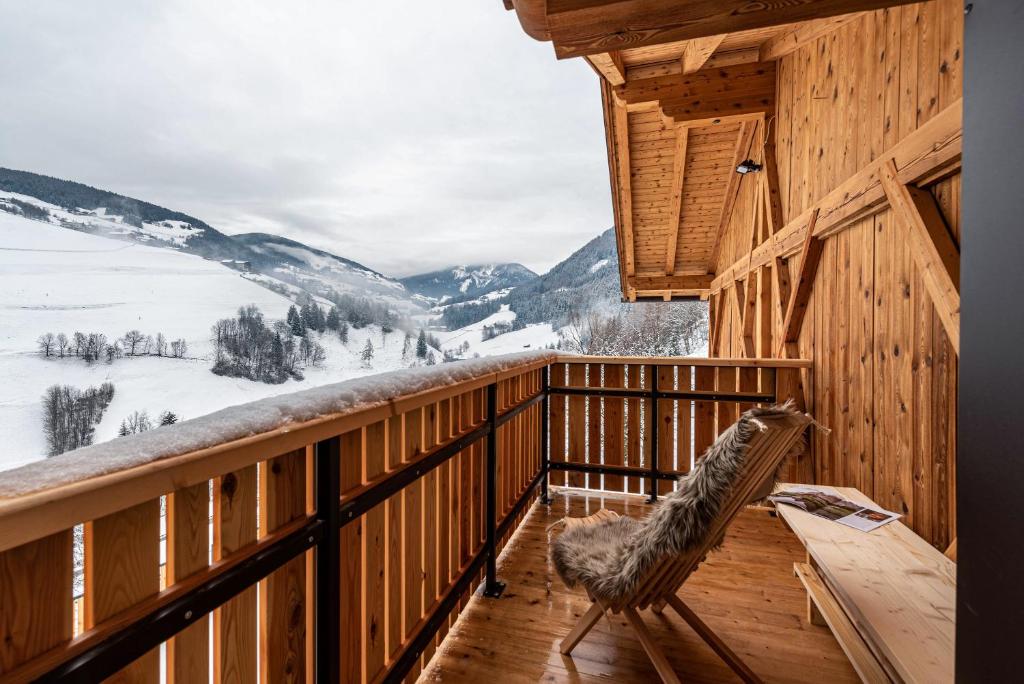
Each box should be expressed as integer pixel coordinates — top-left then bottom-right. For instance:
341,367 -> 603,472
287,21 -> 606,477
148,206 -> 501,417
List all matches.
315,436 -> 342,684
647,369 -> 659,504
483,382 -> 506,598
540,365 -> 553,505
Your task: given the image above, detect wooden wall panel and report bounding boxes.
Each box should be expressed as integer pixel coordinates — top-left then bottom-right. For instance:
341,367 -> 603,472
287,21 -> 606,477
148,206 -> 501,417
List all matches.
710,0 -> 960,548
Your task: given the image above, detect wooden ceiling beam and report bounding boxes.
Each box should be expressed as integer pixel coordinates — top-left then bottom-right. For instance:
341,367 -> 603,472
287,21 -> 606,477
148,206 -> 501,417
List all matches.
681,34 -> 727,74
615,62 -> 776,124
663,126 -> 689,276
707,120 -> 758,270
630,274 -> 713,292
505,0 -> 921,59
610,90 -> 637,279
585,51 -> 626,85
758,13 -> 865,62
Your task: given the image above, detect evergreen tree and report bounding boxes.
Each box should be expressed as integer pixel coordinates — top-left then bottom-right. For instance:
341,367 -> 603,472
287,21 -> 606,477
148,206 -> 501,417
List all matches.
361,339 -> 374,367
159,410 -> 178,426
287,306 -> 305,336
416,329 -> 428,359
402,332 -> 412,359
338,321 -> 349,344
326,307 -> 340,331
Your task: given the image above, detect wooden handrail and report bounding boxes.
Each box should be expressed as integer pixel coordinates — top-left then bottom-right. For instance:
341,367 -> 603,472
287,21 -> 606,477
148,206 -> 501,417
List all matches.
0,352 -> 554,554
559,355 -> 812,368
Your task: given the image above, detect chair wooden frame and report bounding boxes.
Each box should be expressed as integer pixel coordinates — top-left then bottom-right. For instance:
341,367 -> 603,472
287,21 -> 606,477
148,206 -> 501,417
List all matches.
558,412 -> 812,684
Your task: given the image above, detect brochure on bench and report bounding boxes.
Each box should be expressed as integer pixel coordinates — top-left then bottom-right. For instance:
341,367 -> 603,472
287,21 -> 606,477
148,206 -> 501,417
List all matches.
769,486 -> 901,532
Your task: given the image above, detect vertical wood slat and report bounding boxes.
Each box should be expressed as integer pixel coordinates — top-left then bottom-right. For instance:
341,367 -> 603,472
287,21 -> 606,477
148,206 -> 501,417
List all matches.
260,449 -> 307,684
364,421 -> 387,682
340,429 -> 363,684
603,364 -> 626,493
677,366 -> 694,476
386,416 -> 404,668
0,531 -> 73,676
402,409 -> 423,682
85,499 -> 160,682
214,465 -> 258,684
567,363 -> 587,488
626,364 -> 644,494
586,364 -> 602,491
716,367 -> 739,436
167,482 -> 210,684
422,404 -> 439,669
657,366 -> 676,495
694,367 -> 716,461
549,363 -> 568,486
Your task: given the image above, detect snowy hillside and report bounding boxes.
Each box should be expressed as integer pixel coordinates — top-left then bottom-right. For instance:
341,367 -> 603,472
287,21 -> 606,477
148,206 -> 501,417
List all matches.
399,263 -> 535,304
0,167 -> 427,312
437,305 -> 559,358
0,213 -> 436,471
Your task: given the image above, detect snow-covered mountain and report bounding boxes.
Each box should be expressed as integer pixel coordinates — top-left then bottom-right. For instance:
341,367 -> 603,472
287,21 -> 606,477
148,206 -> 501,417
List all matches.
232,233 -> 415,312
399,263 -> 536,304
0,167 -> 421,312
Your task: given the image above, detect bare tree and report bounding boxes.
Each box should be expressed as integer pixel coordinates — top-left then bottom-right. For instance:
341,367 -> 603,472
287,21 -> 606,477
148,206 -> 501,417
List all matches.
56,333 -> 69,358
122,330 -> 145,356
170,338 -> 187,358
37,332 -> 55,357
155,333 -> 167,357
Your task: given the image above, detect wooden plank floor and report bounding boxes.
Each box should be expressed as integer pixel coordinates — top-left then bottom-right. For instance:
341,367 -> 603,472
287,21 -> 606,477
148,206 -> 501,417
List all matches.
422,489 -> 858,683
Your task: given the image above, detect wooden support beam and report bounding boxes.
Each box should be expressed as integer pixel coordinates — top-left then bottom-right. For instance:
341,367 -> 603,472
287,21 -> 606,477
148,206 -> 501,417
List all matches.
712,291 -> 726,356
506,0 -> 922,59
615,62 -> 775,126
777,210 -> 821,358
762,140 -> 784,236
664,126 -> 689,275
630,273 -> 713,292
611,93 -> 636,278
731,279 -> 745,331
880,159 -> 961,353
710,100 -> 962,291
741,274 -> 757,358
758,13 -> 866,62
585,51 -> 625,85
708,120 -> 758,270
681,34 -> 727,74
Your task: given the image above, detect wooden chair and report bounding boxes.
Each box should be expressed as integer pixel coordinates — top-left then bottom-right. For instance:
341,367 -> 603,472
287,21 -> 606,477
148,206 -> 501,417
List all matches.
557,410 -> 813,684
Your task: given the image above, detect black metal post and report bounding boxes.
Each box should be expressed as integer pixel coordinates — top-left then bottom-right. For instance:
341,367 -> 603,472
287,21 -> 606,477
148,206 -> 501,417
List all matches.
483,382 -> 506,598
539,365 -> 553,505
647,369 -> 659,503
315,436 -> 342,684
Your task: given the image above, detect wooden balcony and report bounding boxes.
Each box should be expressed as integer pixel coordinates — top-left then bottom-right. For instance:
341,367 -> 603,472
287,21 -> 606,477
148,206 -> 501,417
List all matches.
425,490 -> 857,683
0,352 -> 812,682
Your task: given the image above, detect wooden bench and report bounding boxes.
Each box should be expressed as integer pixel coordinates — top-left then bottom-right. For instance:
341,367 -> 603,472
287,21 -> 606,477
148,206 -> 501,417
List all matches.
773,484 -> 955,684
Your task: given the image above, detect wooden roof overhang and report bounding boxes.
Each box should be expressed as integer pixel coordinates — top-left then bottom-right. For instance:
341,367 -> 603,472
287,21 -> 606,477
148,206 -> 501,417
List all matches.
504,0 -> 923,302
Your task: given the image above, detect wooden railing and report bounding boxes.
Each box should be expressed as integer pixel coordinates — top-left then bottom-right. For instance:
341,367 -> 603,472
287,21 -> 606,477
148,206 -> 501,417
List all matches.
547,357 -> 812,497
0,352 -> 809,683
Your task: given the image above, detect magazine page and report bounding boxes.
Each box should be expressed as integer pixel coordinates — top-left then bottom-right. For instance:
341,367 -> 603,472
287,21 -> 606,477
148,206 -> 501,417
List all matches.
770,486 -> 901,532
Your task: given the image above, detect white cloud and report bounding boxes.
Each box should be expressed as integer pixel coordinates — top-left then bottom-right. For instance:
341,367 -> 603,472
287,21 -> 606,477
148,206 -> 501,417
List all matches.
0,0 -> 611,275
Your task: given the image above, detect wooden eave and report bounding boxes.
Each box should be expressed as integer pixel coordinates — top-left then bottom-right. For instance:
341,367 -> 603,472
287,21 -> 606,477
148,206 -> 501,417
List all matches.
504,1 -> 922,302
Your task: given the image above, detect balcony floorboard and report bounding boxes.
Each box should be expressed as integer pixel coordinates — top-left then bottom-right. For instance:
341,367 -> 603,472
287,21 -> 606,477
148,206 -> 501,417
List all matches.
423,489 -> 858,683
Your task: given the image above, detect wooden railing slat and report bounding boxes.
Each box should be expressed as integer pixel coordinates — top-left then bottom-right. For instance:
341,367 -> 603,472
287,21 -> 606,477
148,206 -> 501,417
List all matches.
167,482 -> 210,684
340,429 -> 363,684
567,364 -> 587,488
548,363 -> 568,486
260,449 -> 307,684
0,530 -> 73,676
364,422 -> 387,681
85,498 -> 160,682
214,465 -> 258,683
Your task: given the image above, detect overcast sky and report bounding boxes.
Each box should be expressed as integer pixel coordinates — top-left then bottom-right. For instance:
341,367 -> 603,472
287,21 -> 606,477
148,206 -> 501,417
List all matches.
0,1 -> 610,276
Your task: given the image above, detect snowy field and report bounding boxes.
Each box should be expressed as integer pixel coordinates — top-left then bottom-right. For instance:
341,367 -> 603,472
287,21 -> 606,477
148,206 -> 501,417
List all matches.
0,214 -> 426,471
436,305 -> 560,356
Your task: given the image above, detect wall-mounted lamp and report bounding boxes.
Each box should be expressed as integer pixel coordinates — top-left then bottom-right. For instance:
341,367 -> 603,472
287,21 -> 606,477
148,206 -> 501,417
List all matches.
736,159 -> 763,174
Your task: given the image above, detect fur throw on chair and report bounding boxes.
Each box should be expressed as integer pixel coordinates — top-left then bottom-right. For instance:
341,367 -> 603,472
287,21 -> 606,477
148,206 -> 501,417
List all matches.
550,403 -> 804,603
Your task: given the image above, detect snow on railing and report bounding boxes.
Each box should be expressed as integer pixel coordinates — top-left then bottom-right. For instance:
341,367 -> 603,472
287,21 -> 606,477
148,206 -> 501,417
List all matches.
0,350 -> 557,500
